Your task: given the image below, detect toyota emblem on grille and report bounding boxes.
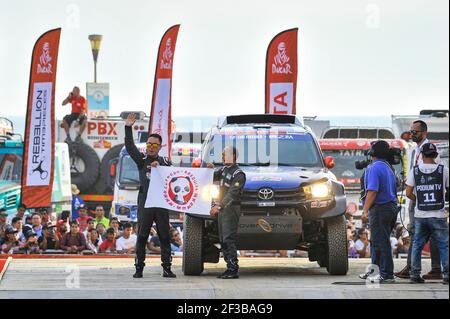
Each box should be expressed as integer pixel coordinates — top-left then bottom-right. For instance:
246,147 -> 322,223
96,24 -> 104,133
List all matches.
258,188 -> 274,200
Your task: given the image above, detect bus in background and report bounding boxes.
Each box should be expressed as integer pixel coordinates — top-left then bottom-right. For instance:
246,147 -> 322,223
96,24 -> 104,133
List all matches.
0,117 -> 72,218
0,118 -> 22,215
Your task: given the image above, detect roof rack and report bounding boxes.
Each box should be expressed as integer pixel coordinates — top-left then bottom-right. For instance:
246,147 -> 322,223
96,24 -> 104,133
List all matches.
221,114 -> 302,127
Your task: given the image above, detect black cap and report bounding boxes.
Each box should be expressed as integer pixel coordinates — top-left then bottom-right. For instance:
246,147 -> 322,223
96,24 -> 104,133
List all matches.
78,204 -> 87,210
24,229 -> 37,239
421,143 -> 438,156
369,140 -> 390,159
5,226 -> 19,235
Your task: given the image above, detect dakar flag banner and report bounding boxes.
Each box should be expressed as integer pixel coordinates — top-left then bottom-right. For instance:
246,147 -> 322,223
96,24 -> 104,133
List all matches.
265,28 -> 298,115
145,167 -> 214,215
149,25 -> 180,158
21,28 -> 61,208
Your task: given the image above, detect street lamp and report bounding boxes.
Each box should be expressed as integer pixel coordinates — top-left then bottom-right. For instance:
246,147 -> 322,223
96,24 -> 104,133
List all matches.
88,34 -> 103,83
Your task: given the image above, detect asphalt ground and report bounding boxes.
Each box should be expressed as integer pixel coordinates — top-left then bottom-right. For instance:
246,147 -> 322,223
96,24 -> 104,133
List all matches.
0,257 -> 448,299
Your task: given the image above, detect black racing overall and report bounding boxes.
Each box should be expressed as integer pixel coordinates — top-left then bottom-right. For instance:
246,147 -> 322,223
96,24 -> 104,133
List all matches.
124,126 -> 173,275
214,164 -> 246,276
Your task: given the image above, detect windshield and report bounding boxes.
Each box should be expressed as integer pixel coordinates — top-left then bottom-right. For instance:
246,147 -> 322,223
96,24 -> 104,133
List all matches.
0,150 -> 22,183
118,155 -> 139,185
323,149 -> 403,182
204,132 -> 323,167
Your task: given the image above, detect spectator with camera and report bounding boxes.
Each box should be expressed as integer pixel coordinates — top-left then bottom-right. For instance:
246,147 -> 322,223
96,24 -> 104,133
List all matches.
109,217 -> 122,239
355,228 -> 371,258
21,229 -> 41,254
359,140 -> 399,283
57,211 -> 71,233
60,221 -> 87,253
40,223 -> 59,251
1,227 -> 21,254
39,208 -> 51,225
405,143 -> 449,285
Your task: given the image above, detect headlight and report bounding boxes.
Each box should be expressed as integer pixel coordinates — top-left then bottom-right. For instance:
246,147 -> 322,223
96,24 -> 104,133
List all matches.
203,184 -> 220,200
303,181 -> 332,198
210,185 -> 220,199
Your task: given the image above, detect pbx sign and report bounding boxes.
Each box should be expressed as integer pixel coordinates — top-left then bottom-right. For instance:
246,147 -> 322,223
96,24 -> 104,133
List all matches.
87,122 -> 117,135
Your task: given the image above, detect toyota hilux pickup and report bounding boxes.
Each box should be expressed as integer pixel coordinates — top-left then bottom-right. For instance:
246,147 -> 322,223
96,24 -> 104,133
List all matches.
183,114 -> 348,276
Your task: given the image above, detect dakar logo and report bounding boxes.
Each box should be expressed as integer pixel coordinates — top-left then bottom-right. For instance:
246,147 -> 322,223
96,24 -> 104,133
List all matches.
160,37 -> 174,70
163,170 -> 199,210
37,42 -> 53,74
272,42 -> 292,74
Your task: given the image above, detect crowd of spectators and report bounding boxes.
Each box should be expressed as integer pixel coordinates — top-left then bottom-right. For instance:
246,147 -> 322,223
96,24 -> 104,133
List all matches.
346,212 -> 413,259
0,204 -> 183,256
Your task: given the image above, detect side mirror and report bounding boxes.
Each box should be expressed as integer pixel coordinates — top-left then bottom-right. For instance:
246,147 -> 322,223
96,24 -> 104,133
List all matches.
324,156 -> 335,169
192,158 -> 202,168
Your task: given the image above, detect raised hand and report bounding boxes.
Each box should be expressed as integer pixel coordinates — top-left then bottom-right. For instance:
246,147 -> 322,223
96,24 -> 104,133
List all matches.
125,113 -> 137,127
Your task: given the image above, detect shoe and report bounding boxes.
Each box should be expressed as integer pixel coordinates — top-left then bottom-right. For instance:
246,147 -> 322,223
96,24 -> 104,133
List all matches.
64,136 -> 72,144
217,270 -> 229,279
422,270 -> 443,280
443,278 -> 449,285
394,265 -> 410,279
369,275 -> 395,284
162,267 -> 176,278
133,267 -> 143,278
220,269 -> 239,279
410,277 -> 425,284
359,270 -> 375,280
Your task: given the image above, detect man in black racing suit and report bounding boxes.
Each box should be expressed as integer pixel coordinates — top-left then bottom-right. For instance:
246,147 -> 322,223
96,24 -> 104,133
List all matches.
208,146 -> 246,279
124,113 -> 176,278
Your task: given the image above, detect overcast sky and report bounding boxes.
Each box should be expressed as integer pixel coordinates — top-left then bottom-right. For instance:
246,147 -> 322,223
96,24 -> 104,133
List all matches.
0,0 -> 448,120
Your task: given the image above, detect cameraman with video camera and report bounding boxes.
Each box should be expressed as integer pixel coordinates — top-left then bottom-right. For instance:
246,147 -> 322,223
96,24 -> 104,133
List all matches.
359,140 -> 399,283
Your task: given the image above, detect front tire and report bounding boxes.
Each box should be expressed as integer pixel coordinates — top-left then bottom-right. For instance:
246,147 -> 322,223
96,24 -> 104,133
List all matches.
182,214 -> 204,275
325,215 -> 348,275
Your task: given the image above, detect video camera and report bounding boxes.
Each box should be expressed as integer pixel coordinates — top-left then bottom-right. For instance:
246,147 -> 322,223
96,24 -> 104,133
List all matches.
355,147 -> 402,170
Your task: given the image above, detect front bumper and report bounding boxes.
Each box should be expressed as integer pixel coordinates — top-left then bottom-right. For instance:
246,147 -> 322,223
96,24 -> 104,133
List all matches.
240,181 -> 347,219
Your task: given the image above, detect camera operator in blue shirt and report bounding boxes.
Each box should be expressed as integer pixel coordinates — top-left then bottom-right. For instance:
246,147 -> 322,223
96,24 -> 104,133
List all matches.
360,140 -> 399,283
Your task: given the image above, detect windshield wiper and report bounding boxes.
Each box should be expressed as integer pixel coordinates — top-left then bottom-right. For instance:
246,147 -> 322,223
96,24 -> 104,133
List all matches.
238,162 -> 271,166
121,178 -> 140,184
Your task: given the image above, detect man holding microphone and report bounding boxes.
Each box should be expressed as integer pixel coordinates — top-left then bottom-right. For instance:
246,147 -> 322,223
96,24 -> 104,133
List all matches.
124,113 -> 175,279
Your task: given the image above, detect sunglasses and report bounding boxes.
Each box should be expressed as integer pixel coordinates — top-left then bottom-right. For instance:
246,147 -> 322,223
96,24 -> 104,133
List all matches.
410,130 -> 423,135
146,142 -> 160,149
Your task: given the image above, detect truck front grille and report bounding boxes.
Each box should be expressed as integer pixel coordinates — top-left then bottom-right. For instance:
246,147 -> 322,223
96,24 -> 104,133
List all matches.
7,194 -> 17,207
